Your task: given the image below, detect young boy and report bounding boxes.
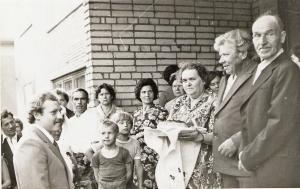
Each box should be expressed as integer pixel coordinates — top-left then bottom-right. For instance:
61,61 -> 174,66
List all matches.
91,120 -> 132,189
87,112 -> 143,189
111,112 -> 143,189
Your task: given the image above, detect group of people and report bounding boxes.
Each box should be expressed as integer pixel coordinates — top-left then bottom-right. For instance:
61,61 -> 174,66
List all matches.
1,12 -> 300,189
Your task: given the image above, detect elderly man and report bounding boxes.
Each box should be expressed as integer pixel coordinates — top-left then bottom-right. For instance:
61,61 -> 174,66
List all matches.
13,92 -> 72,189
238,13 -> 300,187
212,29 -> 257,188
1,110 -> 21,189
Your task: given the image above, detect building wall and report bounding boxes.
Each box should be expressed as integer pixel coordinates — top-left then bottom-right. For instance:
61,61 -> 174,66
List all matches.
84,0 -> 253,112
0,41 -> 17,115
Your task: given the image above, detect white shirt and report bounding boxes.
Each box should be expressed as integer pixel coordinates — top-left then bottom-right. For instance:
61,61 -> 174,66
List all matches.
33,124 -> 55,144
2,133 -> 18,153
222,74 -> 237,101
253,49 -> 284,84
61,109 -> 100,153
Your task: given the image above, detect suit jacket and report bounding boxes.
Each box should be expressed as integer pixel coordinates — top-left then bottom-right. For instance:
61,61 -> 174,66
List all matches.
213,59 -> 256,176
240,53 -> 300,187
14,126 -> 72,189
1,135 -> 21,188
66,108 -> 75,119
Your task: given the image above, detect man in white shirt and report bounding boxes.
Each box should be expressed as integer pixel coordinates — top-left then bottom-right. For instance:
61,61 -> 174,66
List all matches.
13,92 -> 72,189
238,13 -> 300,187
1,110 -> 20,188
212,29 -> 257,188
61,88 -> 101,153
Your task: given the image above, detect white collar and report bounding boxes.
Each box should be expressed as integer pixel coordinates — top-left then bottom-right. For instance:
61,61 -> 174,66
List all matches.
2,133 -> 17,143
33,124 -> 54,144
260,48 -> 284,64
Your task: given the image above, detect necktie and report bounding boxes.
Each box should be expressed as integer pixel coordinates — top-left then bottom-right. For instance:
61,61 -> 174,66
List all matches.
53,141 -> 61,152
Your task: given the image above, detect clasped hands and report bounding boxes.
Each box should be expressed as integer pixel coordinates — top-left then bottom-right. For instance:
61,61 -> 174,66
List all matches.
178,127 -> 207,142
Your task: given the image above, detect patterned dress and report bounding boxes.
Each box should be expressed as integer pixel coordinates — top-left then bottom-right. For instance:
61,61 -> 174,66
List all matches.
168,90 -> 221,189
131,104 -> 168,189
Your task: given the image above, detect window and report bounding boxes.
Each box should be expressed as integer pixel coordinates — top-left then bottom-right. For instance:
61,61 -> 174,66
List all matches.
52,69 -> 85,92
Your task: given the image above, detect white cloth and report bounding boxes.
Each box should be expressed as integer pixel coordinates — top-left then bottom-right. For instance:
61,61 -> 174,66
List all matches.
2,133 -> 18,153
144,121 -> 201,189
222,74 -> 237,101
253,48 -> 284,84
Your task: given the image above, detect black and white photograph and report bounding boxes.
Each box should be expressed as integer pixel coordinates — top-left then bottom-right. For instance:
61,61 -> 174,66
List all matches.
1,0 -> 300,188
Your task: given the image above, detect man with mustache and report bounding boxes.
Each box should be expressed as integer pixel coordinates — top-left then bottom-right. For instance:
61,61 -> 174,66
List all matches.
238,12 -> 300,187
14,92 -> 72,189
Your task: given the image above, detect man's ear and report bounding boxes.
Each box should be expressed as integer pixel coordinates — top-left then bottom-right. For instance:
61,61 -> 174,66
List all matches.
280,30 -> 286,44
239,51 -> 248,60
33,112 -> 41,121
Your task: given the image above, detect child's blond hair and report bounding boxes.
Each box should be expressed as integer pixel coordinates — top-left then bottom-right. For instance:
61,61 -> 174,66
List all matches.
111,111 -> 133,126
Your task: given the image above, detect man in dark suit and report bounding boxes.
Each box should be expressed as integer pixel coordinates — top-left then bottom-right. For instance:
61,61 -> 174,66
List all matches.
14,92 -> 72,189
1,110 -> 21,189
56,89 -> 75,119
238,13 -> 300,187
212,29 -> 257,188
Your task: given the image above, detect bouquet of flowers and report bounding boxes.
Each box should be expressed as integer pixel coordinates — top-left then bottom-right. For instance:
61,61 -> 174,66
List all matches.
66,152 -> 97,189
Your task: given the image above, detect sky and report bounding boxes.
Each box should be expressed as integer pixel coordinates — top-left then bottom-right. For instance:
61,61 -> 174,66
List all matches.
0,0 -> 82,41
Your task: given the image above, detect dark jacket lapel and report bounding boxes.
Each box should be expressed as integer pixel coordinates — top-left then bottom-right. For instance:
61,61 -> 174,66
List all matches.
215,59 -> 256,115
242,54 -> 284,106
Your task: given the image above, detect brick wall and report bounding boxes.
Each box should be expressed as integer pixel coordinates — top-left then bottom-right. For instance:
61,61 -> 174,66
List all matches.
84,0 -> 253,112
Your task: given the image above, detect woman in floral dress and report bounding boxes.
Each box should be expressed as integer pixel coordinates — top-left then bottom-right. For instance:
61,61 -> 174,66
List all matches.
131,78 -> 168,189
168,63 -> 221,189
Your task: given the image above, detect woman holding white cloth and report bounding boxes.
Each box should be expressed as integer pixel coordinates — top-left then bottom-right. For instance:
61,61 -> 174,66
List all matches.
167,62 -> 221,189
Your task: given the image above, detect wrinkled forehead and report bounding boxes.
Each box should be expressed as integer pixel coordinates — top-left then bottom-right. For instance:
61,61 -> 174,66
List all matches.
252,16 -> 280,33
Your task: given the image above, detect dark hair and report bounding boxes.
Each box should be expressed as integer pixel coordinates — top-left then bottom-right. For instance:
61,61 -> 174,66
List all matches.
169,71 -> 180,86
14,118 -> 24,130
1,110 -> 14,123
135,78 -> 159,102
163,65 -> 179,85
72,88 -> 89,100
28,92 -> 58,124
101,119 -> 119,134
55,89 -> 70,103
206,71 -> 223,89
179,62 -> 209,89
291,44 -> 300,58
95,83 -> 116,102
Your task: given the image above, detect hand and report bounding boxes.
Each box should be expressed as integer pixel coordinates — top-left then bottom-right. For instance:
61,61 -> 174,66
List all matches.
218,138 -> 237,157
178,129 -> 199,141
238,152 -> 252,174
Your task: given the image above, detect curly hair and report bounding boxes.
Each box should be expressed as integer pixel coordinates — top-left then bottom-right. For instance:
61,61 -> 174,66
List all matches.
28,92 -> 58,124
179,62 -> 209,89
135,78 -> 159,102
214,29 -> 252,54
95,83 -> 116,102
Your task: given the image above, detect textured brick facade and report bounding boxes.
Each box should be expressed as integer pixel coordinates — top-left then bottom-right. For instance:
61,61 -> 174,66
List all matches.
83,0 -> 253,112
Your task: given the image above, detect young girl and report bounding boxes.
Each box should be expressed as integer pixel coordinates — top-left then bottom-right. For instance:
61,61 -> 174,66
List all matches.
91,120 -> 132,189
111,111 -> 143,189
